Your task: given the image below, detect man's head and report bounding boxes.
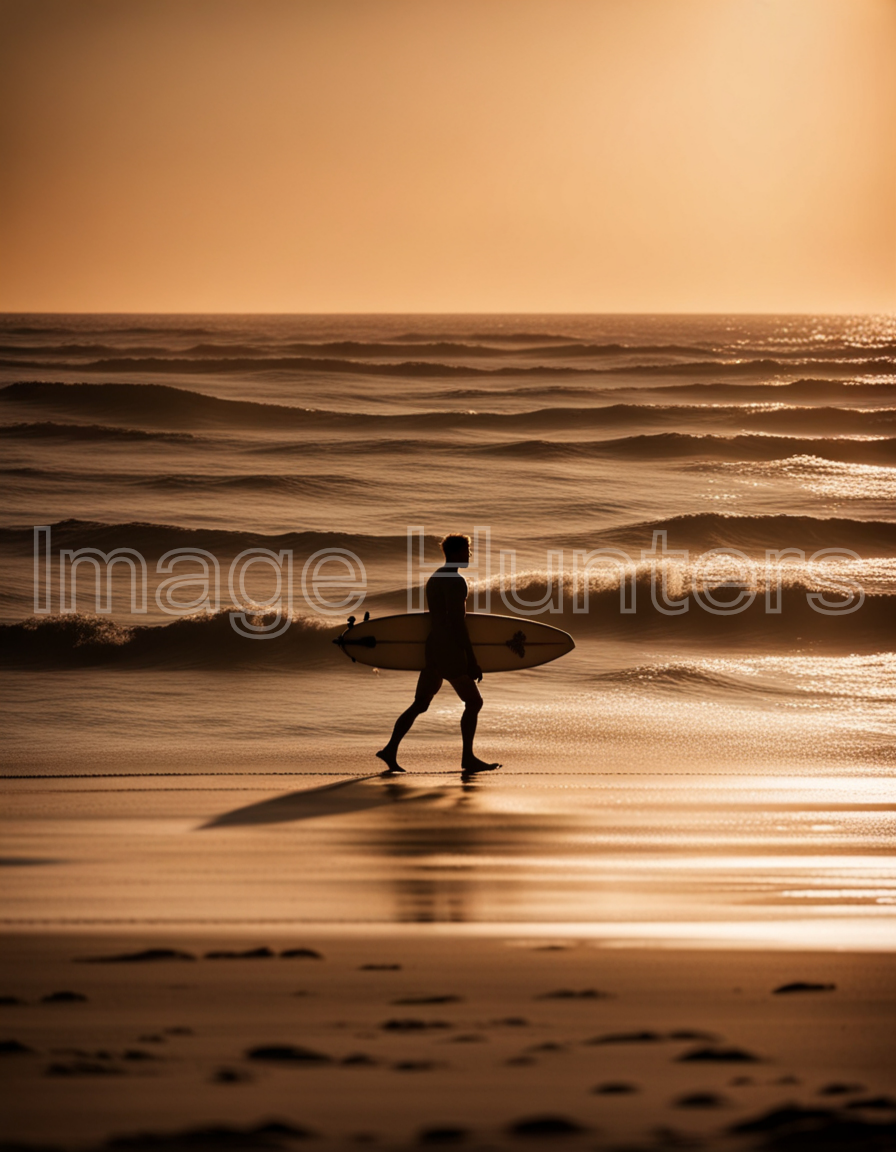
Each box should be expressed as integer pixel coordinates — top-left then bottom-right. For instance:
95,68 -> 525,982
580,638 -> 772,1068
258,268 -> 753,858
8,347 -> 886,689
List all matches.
440,533 -> 472,567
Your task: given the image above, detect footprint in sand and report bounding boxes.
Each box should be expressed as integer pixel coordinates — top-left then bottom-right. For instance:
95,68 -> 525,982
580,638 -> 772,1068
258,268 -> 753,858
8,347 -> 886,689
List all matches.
77,948 -> 196,963
380,1018 -> 452,1032
773,981 -> 836,994
417,1125 -> 470,1145
537,988 -> 612,1000
677,1045 -> 761,1063
506,1116 -> 587,1137
674,1091 -> 730,1108
586,1030 -> 662,1045
204,947 -> 275,960
245,1044 -> 332,1064
392,995 -> 463,1005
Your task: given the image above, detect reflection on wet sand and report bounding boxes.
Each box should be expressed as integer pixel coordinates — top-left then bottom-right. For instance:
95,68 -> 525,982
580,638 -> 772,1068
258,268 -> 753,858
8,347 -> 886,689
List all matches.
199,773 -> 896,940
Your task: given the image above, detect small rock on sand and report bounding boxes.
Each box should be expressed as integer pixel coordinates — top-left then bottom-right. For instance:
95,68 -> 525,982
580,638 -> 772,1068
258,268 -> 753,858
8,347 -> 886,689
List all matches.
819,1082 -> 865,1096
845,1096 -> 896,1110
280,948 -> 323,959
42,991 -> 88,1003
678,1045 -> 760,1063
587,1031 -> 661,1045
204,947 -> 275,960
418,1125 -> 469,1144
0,995 -> 25,1006
245,1044 -> 331,1064
212,1067 -> 252,1083
506,1115 -> 586,1137
1,1038 -> 34,1055
674,1091 -> 729,1108
773,981 -> 836,994
537,989 -> 610,1000
592,1082 -> 638,1094
78,948 -> 196,963
45,1061 -> 123,1076
360,963 -> 401,970
393,995 -> 463,1005
380,1018 -> 451,1031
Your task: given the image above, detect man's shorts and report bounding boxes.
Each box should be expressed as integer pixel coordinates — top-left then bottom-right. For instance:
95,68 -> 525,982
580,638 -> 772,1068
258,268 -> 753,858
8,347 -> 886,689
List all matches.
415,666 -> 482,708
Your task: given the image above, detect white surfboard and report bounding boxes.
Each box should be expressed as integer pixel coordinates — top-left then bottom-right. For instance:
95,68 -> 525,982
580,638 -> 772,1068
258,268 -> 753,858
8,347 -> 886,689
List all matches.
333,612 -> 574,673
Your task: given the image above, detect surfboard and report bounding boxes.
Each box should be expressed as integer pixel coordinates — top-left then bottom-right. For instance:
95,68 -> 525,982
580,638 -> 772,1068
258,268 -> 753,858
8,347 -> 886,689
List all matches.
333,612 -> 574,673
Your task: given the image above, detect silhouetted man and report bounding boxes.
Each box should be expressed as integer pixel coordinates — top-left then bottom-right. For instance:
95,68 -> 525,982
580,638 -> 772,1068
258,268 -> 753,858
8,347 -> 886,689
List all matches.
377,533 -> 501,775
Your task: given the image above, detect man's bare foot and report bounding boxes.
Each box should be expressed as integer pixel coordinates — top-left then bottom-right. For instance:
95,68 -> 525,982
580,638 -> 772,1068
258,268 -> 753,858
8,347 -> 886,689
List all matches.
461,756 -> 502,774
376,748 -> 406,773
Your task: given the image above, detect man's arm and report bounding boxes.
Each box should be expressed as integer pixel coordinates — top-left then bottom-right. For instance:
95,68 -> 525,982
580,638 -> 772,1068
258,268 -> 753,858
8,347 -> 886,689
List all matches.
455,578 -> 482,682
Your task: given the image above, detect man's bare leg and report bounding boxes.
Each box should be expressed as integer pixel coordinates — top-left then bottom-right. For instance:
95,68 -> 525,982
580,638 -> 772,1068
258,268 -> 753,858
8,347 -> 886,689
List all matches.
376,702 -> 425,773
454,677 -> 501,773
377,672 -> 438,773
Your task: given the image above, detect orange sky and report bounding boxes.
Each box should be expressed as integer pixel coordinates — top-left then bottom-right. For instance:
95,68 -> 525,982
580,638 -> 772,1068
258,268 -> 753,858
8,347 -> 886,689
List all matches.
1,0 -> 894,313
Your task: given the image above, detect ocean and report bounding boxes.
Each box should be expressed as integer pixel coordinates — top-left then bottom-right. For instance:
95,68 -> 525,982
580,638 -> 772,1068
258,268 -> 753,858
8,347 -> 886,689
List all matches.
1,312 -> 894,933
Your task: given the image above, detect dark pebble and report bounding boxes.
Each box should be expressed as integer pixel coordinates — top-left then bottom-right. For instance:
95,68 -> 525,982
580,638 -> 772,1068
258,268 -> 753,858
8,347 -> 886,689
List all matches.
341,1053 -> 378,1066
360,963 -> 401,971
819,1082 -> 865,1096
280,948 -> 323,960
393,1060 -> 440,1072
506,1115 -> 586,1137
212,1067 -> 252,1084
0,1038 -> 34,1055
729,1104 -> 837,1134
393,995 -> 462,1005
773,981 -> 836,994
245,1044 -> 331,1064
587,1031 -> 661,1045
678,1046 -> 760,1063
204,947 -> 275,960
674,1091 -> 728,1108
78,948 -> 196,963
418,1126 -> 469,1144
537,989 -> 610,1000
667,1030 -> 719,1041
42,991 -> 88,1003
492,1017 -> 529,1027
593,1082 -> 638,1095
381,1019 -> 451,1031
845,1096 -> 896,1110
0,995 -> 25,1006
45,1061 -> 122,1076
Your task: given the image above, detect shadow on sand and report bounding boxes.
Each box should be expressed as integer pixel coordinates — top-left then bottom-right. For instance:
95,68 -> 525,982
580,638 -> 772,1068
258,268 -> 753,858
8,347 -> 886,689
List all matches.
200,775 -> 451,829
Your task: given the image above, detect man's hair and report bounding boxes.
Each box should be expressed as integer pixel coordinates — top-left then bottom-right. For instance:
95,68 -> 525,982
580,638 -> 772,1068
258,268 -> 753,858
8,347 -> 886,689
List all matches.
440,533 -> 471,559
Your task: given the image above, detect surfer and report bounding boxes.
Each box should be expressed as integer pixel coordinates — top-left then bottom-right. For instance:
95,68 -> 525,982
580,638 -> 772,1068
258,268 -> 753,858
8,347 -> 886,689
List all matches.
377,533 -> 501,775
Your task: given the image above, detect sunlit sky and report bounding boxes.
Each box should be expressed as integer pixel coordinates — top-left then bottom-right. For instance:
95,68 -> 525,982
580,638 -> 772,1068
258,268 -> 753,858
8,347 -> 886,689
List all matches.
1,0 -> 893,313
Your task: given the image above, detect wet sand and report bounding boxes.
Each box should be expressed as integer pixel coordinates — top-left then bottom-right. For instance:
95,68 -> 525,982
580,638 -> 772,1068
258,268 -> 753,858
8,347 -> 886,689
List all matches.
2,771 -> 895,1150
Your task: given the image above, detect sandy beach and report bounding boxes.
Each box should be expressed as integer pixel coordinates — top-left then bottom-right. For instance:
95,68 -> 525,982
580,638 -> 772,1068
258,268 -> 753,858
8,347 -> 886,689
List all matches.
2,927 -> 894,1151
3,770 -> 895,1150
